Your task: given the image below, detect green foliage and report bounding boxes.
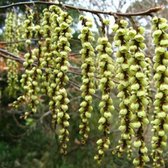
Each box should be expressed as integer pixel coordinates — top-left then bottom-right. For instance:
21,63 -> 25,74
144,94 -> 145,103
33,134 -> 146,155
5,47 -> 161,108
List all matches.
0,88 -> 129,168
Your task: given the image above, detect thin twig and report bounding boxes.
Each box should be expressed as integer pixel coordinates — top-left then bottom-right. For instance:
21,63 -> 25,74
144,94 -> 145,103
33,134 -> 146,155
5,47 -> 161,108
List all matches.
40,110 -> 51,124
12,111 -> 27,129
0,1 -> 163,17
0,38 -> 81,45
0,38 -> 40,44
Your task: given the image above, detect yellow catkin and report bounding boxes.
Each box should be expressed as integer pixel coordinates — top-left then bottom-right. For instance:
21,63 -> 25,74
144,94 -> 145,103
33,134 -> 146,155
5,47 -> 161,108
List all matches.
112,20 -> 133,157
128,26 -> 150,167
54,10 -> 73,154
5,12 -> 19,97
151,16 -> 168,168
94,36 -> 115,163
78,15 -> 95,143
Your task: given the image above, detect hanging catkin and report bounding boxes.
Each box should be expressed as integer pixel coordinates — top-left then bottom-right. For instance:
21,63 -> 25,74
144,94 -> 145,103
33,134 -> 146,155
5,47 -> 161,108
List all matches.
78,15 -> 95,143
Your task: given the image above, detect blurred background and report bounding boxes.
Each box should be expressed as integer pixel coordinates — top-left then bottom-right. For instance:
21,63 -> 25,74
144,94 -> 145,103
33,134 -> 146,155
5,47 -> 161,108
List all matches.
0,0 -> 168,168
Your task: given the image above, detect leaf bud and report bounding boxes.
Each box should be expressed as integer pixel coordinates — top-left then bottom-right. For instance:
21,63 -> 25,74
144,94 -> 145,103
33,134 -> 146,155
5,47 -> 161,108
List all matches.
98,149 -> 104,155
134,34 -> 144,42
159,23 -> 168,30
142,155 -> 150,162
140,146 -> 148,153
163,104 -> 168,111
152,16 -> 159,23
163,123 -> 168,132
104,112 -> 112,119
96,139 -> 103,145
119,125 -> 126,132
103,19 -> 110,25
63,121 -> 69,127
131,122 -> 141,129
120,20 -> 128,27
128,29 -> 136,37
133,140 -> 142,148
112,24 -> 119,32
131,83 -> 140,90
158,130 -> 165,136
98,117 -> 106,124
156,65 -> 166,72
137,111 -> 146,118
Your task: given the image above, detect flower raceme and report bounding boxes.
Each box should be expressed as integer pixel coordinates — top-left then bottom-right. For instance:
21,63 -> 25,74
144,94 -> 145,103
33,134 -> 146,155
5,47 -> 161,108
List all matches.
94,36 -> 115,164
152,16 -> 168,168
4,6 -> 168,168
78,16 -> 96,144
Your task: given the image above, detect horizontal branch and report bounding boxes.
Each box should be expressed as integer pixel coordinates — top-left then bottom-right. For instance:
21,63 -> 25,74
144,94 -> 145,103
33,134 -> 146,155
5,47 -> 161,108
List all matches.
0,1 -> 163,17
0,39 -> 39,45
0,48 -> 120,86
0,48 -> 81,75
0,38 -> 80,45
0,48 -> 25,63
0,48 -> 103,101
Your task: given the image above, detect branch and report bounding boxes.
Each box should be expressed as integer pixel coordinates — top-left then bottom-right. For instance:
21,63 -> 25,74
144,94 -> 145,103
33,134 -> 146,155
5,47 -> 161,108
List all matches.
0,39 -> 39,45
0,48 -> 120,86
0,48 -> 25,63
0,1 -> 163,17
0,48 -> 82,76
0,38 -> 81,45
